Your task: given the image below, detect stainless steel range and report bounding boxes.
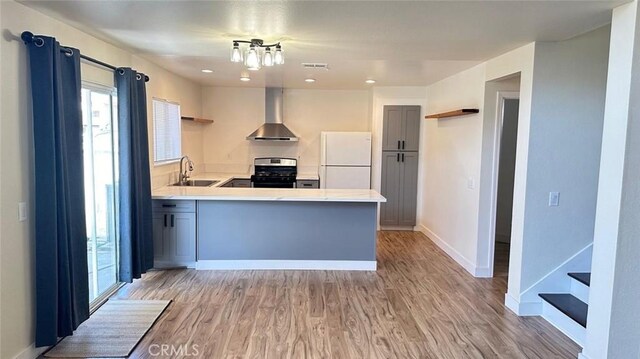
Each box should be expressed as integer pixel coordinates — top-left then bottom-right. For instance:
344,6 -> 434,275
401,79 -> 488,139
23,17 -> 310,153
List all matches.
251,157 -> 297,188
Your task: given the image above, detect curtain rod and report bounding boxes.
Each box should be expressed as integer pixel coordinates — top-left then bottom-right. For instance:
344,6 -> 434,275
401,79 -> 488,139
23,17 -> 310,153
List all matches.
21,31 -> 150,82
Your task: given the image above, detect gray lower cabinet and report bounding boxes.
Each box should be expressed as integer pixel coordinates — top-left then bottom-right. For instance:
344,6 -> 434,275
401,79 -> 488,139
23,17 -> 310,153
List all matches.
152,200 -> 196,268
380,152 -> 419,227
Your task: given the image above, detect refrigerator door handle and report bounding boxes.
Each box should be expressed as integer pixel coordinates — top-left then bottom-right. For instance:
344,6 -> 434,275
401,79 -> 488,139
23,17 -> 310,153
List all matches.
402,153 -> 405,162
397,140 -> 400,150
402,140 -> 405,150
397,153 -> 400,162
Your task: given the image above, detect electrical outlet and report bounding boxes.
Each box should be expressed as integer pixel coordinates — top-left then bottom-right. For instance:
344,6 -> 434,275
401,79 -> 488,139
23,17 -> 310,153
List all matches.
18,202 -> 27,221
549,192 -> 560,207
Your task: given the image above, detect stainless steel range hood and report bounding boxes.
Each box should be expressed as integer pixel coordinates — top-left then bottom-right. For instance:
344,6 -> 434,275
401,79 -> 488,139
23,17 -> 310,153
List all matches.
246,87 -> 299,141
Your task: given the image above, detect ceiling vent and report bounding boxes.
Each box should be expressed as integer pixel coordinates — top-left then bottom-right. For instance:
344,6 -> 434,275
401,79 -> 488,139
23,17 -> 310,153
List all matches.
301,63 -> 330,70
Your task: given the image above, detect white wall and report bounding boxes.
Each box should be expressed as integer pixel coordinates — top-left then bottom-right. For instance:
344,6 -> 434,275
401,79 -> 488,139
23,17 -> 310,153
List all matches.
417,42 -> 536,279
419,64 -> 487,273
200,87 -> 370,175
418,27 -> 610,305
0,2 -> 202,357
582,2 -> 640,358
133,55 -> 204,189
518,26 -> 610,292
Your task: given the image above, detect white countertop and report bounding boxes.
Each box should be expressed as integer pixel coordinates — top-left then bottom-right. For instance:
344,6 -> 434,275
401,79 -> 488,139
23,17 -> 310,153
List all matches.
152,173 -> 385,203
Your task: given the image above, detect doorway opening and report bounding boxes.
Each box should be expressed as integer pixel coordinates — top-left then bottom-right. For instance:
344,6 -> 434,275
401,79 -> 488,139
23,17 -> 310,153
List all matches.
493,95 -> 520,277
81,83 -> 121,309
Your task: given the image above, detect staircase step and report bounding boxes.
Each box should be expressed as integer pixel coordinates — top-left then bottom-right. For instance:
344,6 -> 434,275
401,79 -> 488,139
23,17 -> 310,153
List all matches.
568,272 -> 591,287
539,293 -> 588,328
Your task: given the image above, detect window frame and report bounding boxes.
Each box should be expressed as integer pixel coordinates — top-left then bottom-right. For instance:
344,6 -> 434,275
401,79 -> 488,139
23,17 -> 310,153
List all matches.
152,97 -> 182,166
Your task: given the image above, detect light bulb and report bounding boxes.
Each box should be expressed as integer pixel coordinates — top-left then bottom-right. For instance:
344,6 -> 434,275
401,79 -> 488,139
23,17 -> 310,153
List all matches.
230,42 -> 242,63
244,45 -> 261,70
274,44 -> 284,65
263,47 -> 274,66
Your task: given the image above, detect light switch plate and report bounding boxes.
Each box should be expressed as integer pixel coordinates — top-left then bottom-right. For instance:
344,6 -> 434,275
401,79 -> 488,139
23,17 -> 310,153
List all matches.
18,202 -> 27,221
549,192 -> 560,207
467,177 -> 475,189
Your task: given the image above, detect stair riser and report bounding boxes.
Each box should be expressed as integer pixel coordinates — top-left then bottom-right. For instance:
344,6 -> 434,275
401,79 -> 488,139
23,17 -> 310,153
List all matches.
570,278 -> 590,304
541,301 -> 586,347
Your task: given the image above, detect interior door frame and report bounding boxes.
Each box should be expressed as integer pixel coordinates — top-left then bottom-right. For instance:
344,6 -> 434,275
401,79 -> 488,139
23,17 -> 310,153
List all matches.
487,91 -> 520,278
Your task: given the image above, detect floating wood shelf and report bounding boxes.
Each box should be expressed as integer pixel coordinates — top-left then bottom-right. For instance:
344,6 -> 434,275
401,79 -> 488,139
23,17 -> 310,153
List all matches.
181,116 -> 213,124
425,109 -> 480,119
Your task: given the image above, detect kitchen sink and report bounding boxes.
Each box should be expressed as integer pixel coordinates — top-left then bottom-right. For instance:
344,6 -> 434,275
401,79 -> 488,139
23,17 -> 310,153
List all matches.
171,180 -> 219,187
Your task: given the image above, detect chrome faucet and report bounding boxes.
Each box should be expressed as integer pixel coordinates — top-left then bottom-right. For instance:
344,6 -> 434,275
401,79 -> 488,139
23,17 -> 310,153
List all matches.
179,155 -> 194,183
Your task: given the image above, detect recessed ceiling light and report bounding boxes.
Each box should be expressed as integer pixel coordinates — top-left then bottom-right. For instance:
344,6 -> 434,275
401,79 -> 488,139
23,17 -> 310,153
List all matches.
305,78 -> 316,83
365,79 -> 376,84
240,76 -> 251,82
201,69 -> 213,73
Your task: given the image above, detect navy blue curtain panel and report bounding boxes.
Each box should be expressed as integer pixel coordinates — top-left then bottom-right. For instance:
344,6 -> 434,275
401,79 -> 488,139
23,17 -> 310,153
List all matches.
23,33 -> 90,347
116,68 -> 154,282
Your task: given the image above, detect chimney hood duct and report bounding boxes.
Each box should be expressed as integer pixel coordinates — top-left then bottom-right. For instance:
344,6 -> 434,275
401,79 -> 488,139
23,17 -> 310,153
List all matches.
246,87 -> 299,141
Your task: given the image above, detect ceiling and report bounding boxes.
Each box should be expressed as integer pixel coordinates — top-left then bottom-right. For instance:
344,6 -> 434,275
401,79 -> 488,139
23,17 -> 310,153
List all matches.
20,0 -> 626,89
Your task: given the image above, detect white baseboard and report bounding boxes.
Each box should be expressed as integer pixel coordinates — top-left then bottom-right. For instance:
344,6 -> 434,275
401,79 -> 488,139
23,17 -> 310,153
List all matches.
504,292 -> 542,316
474,266 -> 492,278
13,343 -> 48,359
153,260 -> 196,269
578,352 -> 592,359
195,260 -> 377,271
416,224 -> 480,277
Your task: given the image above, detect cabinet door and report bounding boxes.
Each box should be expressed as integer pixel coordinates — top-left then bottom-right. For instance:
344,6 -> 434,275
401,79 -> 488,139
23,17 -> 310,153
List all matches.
168,212 -> 196,265
382,106 -> 404,151
380,152 -> 402,226
402,106 -> 421,151
399,152 -> 419,227
152,213 -> 168,263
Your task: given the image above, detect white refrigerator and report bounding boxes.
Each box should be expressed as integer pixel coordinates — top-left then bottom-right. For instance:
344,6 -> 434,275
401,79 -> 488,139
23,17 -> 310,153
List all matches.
319,132 -> 372,189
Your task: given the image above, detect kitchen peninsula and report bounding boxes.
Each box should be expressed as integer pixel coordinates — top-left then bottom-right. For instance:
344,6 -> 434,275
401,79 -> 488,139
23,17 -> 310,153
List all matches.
152,177 -> 386,271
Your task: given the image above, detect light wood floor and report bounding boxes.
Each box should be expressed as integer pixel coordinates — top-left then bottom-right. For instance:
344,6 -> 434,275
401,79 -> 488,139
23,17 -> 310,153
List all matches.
112,231 -> 579,359
494,241 -> 511,278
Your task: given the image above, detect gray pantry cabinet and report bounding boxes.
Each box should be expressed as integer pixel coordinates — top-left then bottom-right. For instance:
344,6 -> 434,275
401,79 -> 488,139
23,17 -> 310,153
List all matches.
380,106 -> 420,227
382,106 -> 421,152
152,200 -> 196,268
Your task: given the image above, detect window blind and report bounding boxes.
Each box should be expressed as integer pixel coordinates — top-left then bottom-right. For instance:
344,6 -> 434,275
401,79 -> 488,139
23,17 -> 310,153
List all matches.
153,98 -> 181,163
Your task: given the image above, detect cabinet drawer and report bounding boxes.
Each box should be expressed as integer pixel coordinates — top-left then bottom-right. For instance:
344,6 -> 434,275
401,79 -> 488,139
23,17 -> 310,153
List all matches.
297,180 -> 319,189
152,200 -> 196,213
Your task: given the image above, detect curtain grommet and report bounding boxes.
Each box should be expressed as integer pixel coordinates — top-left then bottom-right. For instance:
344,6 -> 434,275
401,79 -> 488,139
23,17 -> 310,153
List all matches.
34,37 -> 44,47
64,48 -> 73,57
